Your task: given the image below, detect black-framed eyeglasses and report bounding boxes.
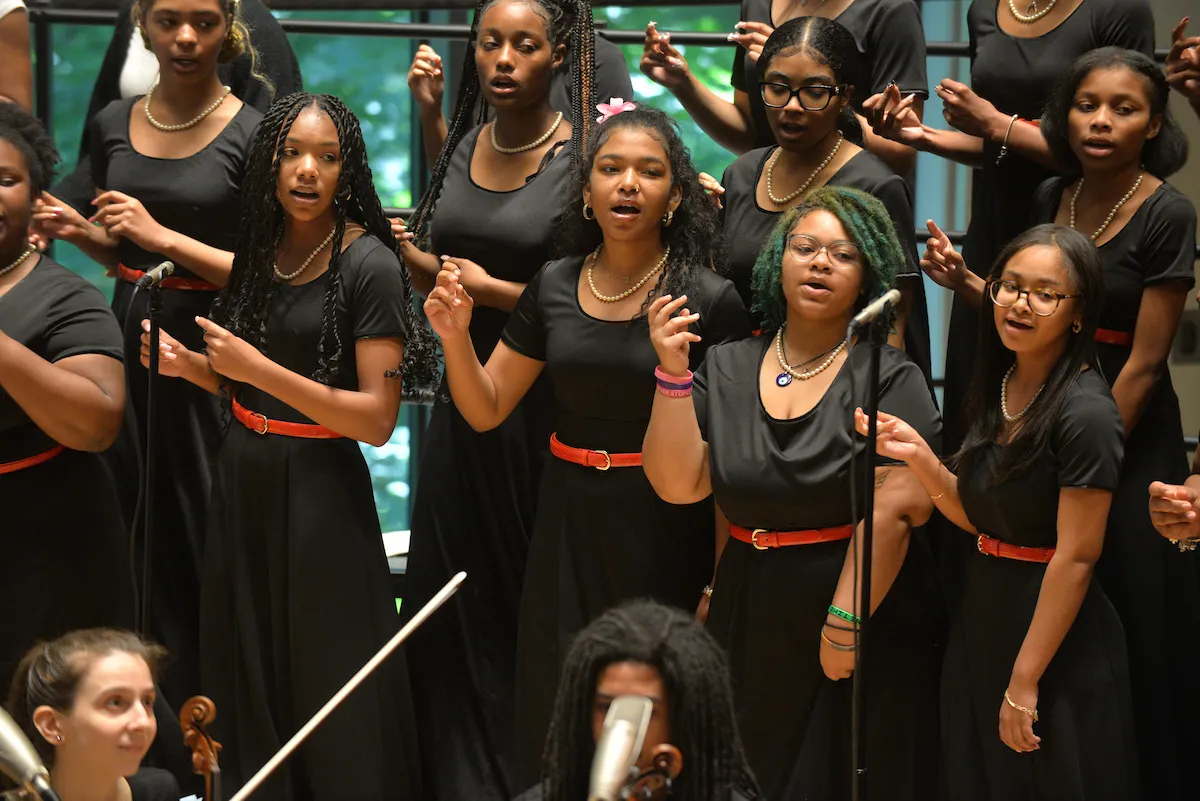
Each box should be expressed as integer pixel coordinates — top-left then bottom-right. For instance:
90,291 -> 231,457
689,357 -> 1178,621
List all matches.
786,234 -> 860,266
759,82 -> 846,111
988,279 -> 1080,316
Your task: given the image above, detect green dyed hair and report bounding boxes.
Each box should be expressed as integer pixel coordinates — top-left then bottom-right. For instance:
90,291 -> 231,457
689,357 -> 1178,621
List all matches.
749,186 -> 903,333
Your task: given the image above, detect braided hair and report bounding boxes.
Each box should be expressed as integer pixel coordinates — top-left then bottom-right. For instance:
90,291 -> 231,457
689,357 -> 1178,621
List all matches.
540,600 -> 761,801
210,93 -> 438,390
407,0 -> 595,243
557,105 -> 723,319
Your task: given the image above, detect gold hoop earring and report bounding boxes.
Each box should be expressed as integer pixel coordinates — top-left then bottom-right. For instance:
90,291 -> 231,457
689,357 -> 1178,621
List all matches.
582,203 -> 594,221
1072,320 -> 1082,333
663,209 -> 674,227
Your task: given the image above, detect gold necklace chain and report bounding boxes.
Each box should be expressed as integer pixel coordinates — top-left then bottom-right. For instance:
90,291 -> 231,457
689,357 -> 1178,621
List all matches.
586,244 -> 670,303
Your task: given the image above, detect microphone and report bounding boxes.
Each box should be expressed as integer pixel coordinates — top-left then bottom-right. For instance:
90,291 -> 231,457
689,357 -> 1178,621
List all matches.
134,261 -> 176,289
588,695 -> 653,801
0,708 -> 59,801
849,288 -> 902,332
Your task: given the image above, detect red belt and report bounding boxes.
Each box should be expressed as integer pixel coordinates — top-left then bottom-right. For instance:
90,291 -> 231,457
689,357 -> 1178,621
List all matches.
976,534 -> 1055,564
730,523 -> 855,550
1095,328 -> 1133,347
549,433 -> 642,470
233,397 -> 342,439
118,264 -> 219,291
0,444 -> 65,475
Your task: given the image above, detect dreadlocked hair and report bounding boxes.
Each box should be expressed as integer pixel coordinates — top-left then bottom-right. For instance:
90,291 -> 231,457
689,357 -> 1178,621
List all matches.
0,103 -> 60,198
751,186 -> 902,333
540,600 -> 761,801
557,106 -> 723,319
408,0 -> 595,243
210,93 -> 439,391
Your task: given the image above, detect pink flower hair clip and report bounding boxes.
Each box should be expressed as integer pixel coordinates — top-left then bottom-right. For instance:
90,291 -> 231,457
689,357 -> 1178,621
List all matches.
596,98 -> 638,124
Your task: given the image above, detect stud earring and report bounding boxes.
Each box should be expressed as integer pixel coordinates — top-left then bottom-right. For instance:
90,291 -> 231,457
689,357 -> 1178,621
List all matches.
1072,320 -> 1082,333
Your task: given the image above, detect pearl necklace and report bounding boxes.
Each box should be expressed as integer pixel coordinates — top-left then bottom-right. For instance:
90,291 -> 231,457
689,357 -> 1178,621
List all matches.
490,112 -> 564,154
144,82 -> 232,132
586,245 -> 670,303
274,228 -> 336,282
1000,363 -> 1045,422
1069,172 -> 1144,241
0,244 -> 35,278
765,134 -> 843,206
774,328 -> 846,386
1007,0 -> 1057,24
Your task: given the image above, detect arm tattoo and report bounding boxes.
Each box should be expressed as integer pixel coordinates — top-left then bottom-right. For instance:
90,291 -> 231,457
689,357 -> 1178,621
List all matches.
874,468 -> 891,489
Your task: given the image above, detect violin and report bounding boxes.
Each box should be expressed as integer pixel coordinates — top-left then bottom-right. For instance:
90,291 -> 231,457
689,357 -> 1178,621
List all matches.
180,696 -> 222,801
625,744 -> 684,800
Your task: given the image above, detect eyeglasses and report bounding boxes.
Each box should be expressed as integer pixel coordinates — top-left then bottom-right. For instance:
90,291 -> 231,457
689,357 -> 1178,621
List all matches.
786,234 -> 860,265
988,279 -> 1080,316
759,82 -> 845,111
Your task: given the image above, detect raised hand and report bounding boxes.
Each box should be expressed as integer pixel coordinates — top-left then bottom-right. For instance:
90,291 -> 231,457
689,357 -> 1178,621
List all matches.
139,319 -> 191,379
863,83 -> 926,147
698,172 -> 725,210
423,258 -> 475,341
93,190 -> 170,253
408,44 -> 445,112
640,22 -> 690,91
1149,480 -> 1200,543
729,21 -> 773,65
389,215 -> 414,244
648,293 -> 700,377
920,219 -> 969,291
32,192 -> 97,243
195,316 -> 264,384
854,407 -> 929,464
935,78 -> 1006,140
1167,18 -> 1200,105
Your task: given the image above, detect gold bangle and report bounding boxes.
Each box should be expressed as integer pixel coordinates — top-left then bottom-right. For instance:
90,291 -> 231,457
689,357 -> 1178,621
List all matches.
995,113 -> 1019,166
1003,689 -> 1038,723
820,630 -> 857,652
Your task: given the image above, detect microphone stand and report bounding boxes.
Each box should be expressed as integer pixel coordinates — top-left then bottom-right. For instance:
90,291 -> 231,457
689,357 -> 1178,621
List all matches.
139,281 -> 164,636
850,316 -> 884,801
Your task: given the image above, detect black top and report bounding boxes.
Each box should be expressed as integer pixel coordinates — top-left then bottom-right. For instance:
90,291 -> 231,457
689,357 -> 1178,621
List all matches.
720,146 -> 920,308
126,767 -> 182,801
89,97 -> 262,281
695,337 -> 939,530
1032,179 -> 1197,333
237,234 -> 411,425
55,0 -> 301,215
501,258 -> 751,453
958,369 -> 1123,547
0,256 -> 124,461
963,0 -> 1154,269
732,0 -> 929,149
430,126 -> 575,362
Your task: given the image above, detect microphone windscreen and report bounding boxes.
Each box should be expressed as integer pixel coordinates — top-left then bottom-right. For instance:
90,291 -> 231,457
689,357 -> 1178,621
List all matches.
587,695 -> 653,801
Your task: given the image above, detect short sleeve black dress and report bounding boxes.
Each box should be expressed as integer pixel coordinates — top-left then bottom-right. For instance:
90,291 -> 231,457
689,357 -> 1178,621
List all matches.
732,0 -> 929,149
405,126 -> 574,801
200,235 -> 420,801
1032,178 -> 1200,801
943,370 -> 1137,800
942,0 -> 1155,451
720,146 -> 933,385
88,96 -> 260,715
698,338 -> 943,800
126,768 -> 182,801
503,259 -> 751,790
0,256 -> 129,693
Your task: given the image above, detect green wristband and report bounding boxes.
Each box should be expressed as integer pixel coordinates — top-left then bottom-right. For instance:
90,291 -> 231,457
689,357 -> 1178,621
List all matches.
828,604 -> 860,625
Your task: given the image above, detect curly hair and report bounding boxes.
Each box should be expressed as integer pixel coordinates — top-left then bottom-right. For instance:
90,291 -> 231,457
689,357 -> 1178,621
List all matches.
5,629 -> 167,765
209,93 -> 439,391
540,601 -> 761,801
556,105 -> 723,318
758,17 -> 865,145
1041,47 -> 1188,179
408,0 -> 595,243
0,103 -> 60,197
132,0 -> 272,91
750,186 -> 902,333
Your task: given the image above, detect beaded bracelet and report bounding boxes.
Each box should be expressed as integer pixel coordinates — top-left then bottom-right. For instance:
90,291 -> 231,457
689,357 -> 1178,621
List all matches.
655,365 -> 694,398
828,604 -> 861,625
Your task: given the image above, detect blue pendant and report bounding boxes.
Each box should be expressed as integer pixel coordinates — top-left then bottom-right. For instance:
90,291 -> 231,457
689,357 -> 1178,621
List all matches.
776,372 -> 793,387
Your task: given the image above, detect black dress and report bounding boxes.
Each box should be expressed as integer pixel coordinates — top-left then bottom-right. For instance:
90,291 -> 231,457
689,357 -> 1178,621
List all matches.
1032,178 -> 1200,800
699,338 -> 943,801
89,96 -> 261,719
54,0 -> 301,215
200,235 -> 420,801
0,256 -> 130,693
504,259 -> 752,790
732,0 -> 928,150
720,145 -> 933,385
944,370 -> 1137,801
127,768 -> 182,801
406,126 -> 571,801
943,0 -> 1154,452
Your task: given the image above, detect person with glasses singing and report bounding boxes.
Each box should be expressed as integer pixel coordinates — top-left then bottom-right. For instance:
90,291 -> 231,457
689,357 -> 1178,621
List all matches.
643,186 -> 943,800
714,17 -> 931,385
924,48 -> 1199,800
856,224 -> 1137,800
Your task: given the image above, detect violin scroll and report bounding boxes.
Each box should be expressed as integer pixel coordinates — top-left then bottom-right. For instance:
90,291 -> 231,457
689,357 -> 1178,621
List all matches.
180,696 -> 222,800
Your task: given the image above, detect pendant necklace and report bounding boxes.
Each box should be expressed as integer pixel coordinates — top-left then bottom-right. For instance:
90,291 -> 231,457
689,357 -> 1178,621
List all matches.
774,328 -> 845,386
